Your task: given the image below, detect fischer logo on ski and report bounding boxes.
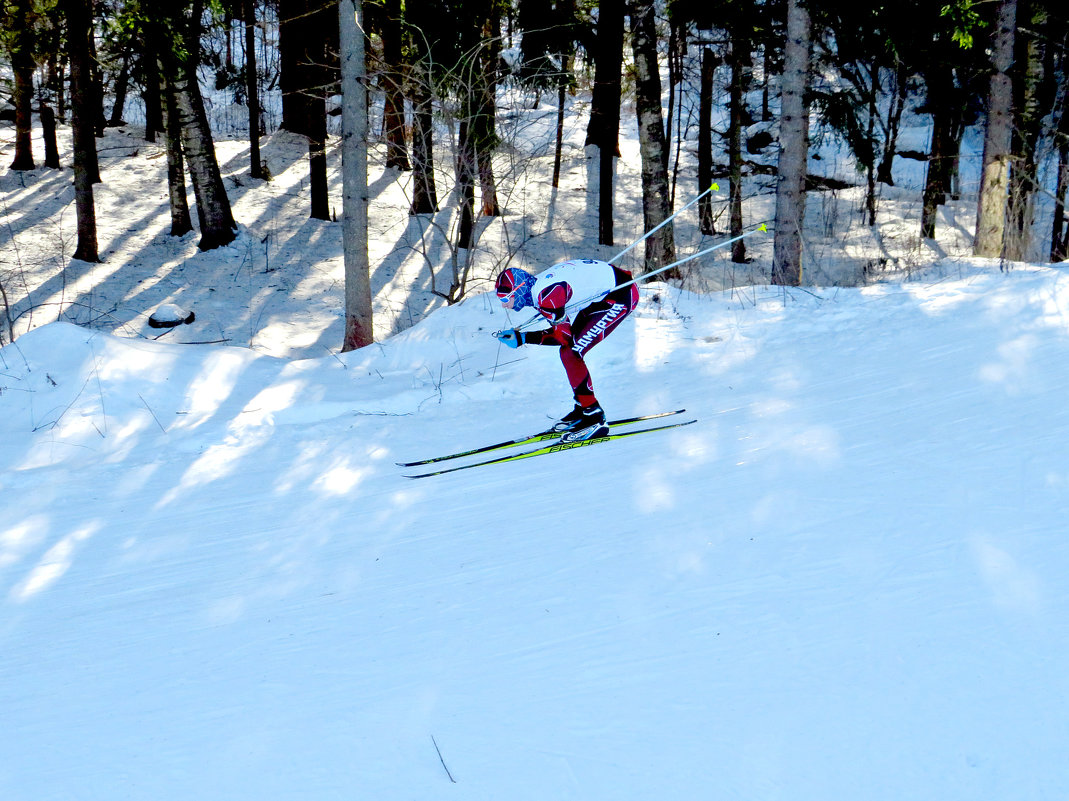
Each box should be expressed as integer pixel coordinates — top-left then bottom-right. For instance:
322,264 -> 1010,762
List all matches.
397,409 -> 687,467
402,418 -> 697,479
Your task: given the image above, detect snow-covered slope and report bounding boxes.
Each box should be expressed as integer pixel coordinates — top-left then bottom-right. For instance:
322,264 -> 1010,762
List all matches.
2,263 -> 1068,799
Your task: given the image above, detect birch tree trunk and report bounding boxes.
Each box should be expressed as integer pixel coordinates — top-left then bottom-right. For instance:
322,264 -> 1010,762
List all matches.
630,0 -> 675,274
171,0 -> 237,250
974,0 -> 1017,258
772,0 -> 810,286
160,67 -> 194,237
340,0 -> 373,351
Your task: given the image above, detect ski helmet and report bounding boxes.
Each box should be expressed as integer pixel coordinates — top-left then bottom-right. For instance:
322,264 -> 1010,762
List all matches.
495,267 -> 537,310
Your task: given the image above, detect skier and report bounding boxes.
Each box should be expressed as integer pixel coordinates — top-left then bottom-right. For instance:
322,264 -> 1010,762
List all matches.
494,259 -> 640,441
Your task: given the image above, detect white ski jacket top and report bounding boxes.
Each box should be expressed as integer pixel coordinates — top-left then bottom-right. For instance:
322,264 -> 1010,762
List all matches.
531,259 -> 617,323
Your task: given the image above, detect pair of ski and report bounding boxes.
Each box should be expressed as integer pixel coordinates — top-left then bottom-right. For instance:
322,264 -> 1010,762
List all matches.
399,409 -> 696,478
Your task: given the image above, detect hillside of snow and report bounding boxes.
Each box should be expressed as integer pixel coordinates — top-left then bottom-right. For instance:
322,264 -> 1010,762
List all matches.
2,262 -> 1068,799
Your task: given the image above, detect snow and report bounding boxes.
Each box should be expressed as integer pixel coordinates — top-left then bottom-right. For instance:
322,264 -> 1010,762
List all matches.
3,259 -> 1069,798
3,72 -> 1069,800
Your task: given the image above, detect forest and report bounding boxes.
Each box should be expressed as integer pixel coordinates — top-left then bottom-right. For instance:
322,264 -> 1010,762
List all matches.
2,0 -> 1068,353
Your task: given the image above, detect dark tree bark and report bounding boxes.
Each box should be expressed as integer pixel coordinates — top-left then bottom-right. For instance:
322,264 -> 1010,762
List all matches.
1052,88 -> 1069,262
279,0 -> 314,134
552,52 -> 571,188
40,103 -> 61,168
876,65 -> 907,185
698,47 -> 717,235
9,0 -> 36,170
727,22 -> 750,262
381,0 -> 411,170
456,118 -> 477,249
62,0 -> 99,262
141,36 -> 164,142
920,68 -> 953,240
308,88 -> 330,220
107,44 -> 132,126
587,0 -> 624,245
242,0 -> 265,179
409,59 -> 439,214
306,2 -> 329,221
475,12 -> 501,217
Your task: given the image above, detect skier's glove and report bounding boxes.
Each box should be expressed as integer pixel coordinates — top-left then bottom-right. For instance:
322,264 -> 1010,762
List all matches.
494,329 -> 522,348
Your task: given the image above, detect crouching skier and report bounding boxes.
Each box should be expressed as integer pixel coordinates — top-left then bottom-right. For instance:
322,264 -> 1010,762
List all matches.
494,259 -> 640,442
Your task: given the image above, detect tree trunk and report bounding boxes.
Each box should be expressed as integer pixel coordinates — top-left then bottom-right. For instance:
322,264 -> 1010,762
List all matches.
974,0 -> 1017,258
475,13 -> 501,217
381,0 -> 411,170
630,0 -> 675,274
727,25 -> 749,262
9,0 -> 36,170
305,0 -> 331,219
242,0 -> 265,179
40,103 -> 61,169
308,91 -> 330,220
63,0 -> 99,262
1004,1 -> 1052,262
1052,90 -> 1069,263
456,118 -> 477,250
921,70 -> 952,240
588,0 -> 623,246
698,47 -> 717,235
339,0 -> 373,350
772,0 -> 810,286
160,66 -> 194,237
586,0 -> 624,154
280,0 -> 314,135
141,34 -> 163,142
876,64 -> 907,185
552,56 -> 568,188
172,0 -> 237,250
409,59 -> 439,214
107,44 -> 132,126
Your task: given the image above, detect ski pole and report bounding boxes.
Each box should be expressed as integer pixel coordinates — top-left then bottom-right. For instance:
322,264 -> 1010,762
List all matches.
609,222 -> 768,295
607,183 -> 719,264
507,223 -> 769,330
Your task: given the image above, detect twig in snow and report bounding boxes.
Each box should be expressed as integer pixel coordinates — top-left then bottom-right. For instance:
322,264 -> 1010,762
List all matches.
138,393 -> 167,433
431,735 -> 456,783
322,344 -> 347,367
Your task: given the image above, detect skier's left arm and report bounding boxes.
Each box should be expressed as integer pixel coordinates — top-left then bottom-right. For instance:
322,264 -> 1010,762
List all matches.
495,325 -> 573,348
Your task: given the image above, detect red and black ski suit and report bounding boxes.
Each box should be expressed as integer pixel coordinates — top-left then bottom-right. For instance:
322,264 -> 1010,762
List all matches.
521,262 -> 639,407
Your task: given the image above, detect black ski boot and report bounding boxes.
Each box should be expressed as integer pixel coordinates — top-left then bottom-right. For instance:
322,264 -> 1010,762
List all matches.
557,403 -> 609,442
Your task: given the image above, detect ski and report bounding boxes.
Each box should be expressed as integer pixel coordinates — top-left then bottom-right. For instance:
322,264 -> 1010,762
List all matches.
396,409 -> 687,467
403,418 -> 697,478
